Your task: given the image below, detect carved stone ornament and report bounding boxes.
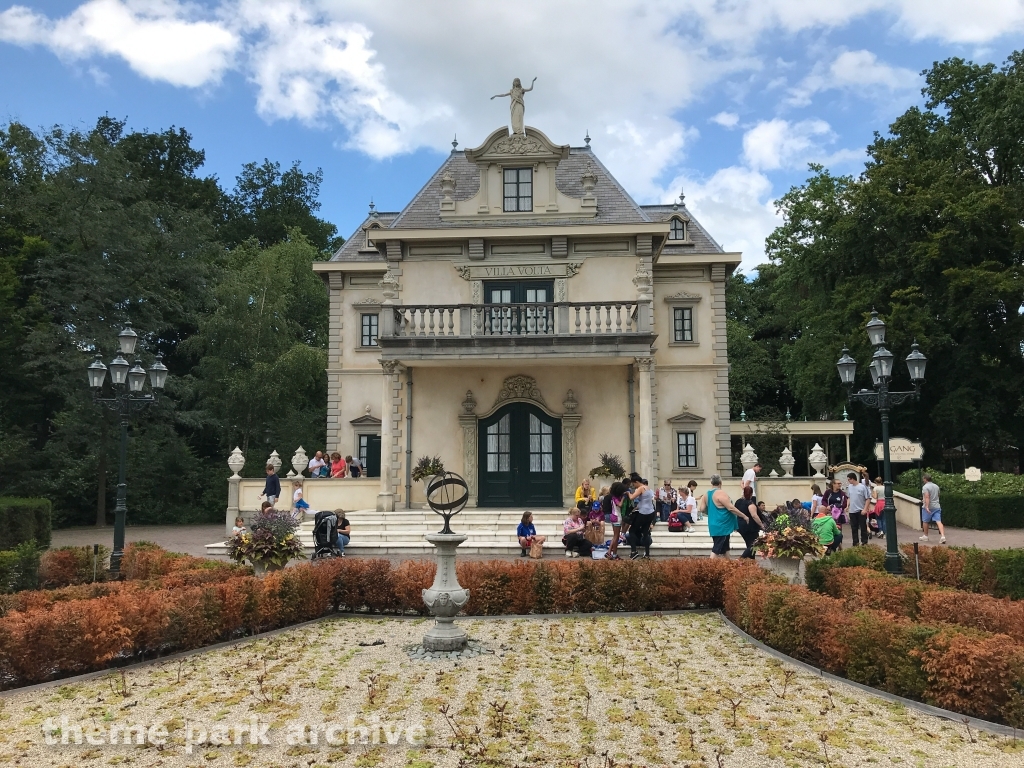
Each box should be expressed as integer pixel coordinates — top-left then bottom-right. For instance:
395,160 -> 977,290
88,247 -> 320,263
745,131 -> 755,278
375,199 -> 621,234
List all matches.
663,290 -> 702,303
379,269 -> 400,301
632,261 -> 653,296
566,262 -> 583,277
291,446 -> 308,476
740,443 -> 759,471
381,360 -> 402,375
462,390 -> 477,414
494,374 -> 547,408
227,446 -> 245,478
779,446 -> 796,478
635,357 -> 655,372
563,389 -> 578,414
454,265 -> 472,280
492,134 -> 545,155
439,170 -> 456,197
580,163 -> 597,193
267,450 -> 282,474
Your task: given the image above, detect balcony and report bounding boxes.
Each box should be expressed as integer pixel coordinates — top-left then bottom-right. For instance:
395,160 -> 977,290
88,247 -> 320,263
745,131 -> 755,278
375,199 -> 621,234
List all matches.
377,300 -> 656,363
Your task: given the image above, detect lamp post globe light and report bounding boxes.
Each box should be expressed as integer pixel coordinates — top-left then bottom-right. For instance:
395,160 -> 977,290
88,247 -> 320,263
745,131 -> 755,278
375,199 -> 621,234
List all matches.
87,327 -> 167,575
835,310 -> 927,575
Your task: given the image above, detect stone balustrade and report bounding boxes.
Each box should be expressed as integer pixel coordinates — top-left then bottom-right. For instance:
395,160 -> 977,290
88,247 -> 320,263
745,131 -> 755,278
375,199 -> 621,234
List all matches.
386,300 -> 644,338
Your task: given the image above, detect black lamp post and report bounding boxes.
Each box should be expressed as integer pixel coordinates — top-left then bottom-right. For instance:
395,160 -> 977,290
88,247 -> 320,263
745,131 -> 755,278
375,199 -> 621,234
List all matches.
836,311 -> 927,575
87,327 -> 168,575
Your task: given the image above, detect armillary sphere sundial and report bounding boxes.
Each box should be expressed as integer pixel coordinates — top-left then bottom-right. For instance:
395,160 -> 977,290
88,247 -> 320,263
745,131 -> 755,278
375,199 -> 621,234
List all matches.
425,471 -> 469,533
421,471 -> 471,651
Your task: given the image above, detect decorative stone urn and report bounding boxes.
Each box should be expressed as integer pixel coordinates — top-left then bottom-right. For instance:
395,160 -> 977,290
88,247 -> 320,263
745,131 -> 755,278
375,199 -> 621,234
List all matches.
809,443 -> 828,478
291,446 -> 308,477
768,469 -> 779,478
740,443 -> 759,471
268,450 -> 282,474
227,447 -> 245,478
422,472 -> 471,652
779,447 -> 795,478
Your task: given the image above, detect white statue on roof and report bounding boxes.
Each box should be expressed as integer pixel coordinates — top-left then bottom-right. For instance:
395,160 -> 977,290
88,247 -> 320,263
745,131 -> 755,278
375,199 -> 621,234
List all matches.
491,77 -> 536,135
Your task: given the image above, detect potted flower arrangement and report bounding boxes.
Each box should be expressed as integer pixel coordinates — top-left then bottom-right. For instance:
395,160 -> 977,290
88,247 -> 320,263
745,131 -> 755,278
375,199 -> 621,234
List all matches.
229,509 -> 305,576
752,515 -> 823,584
588,452 -> 627,486
412,455 -> 445,502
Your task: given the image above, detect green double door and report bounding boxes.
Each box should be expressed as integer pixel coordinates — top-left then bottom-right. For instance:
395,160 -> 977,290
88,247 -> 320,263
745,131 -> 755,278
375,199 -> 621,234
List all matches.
478,402 -> 562,507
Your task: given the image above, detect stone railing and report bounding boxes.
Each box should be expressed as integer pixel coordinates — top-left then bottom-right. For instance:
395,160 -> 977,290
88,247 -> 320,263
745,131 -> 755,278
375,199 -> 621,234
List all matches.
384,301 -> 646,338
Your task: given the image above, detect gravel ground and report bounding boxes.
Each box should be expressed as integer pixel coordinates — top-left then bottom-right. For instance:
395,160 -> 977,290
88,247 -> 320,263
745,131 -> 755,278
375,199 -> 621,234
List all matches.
1,613 -> 1020,768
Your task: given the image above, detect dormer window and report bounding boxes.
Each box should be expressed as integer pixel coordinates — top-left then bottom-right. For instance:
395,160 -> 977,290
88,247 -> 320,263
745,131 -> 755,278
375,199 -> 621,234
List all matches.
669,217 -> 686,241
503,168 -> 533,212
365,223 -> 381,249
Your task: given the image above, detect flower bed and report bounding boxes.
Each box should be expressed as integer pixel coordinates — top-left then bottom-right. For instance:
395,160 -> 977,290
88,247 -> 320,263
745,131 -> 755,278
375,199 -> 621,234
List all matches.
4,548 -> 1024,726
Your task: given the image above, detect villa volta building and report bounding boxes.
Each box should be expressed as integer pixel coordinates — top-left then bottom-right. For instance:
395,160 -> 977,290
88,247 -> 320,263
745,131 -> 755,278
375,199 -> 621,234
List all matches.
313,112 -> 741,512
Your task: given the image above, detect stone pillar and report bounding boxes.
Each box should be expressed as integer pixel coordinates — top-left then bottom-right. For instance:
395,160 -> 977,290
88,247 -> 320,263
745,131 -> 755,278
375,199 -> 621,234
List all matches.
710,263 -> 733,475
636,357 -> 655,483
225,446 -> 245,536
378,360 -> 401,512
458,390 -> 478,507
325,272 -> 344,453
561,390 -> 581,505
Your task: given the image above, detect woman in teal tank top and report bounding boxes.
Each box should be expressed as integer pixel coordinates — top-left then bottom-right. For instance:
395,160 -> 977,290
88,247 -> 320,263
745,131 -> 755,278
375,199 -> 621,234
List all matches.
702,474 -> 748,557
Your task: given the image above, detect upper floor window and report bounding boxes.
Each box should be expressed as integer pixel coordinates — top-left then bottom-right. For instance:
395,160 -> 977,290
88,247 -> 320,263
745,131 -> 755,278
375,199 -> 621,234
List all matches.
361,313 -> 379,347
364,223 -> 381,249
503,168 -> 533,212
673,307 -> 693,342
669,217 -> 686,241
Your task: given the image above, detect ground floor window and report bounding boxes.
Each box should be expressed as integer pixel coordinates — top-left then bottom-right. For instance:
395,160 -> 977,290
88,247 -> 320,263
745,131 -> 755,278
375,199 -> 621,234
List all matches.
676,431 -> 698,469
357,433 -> 381,477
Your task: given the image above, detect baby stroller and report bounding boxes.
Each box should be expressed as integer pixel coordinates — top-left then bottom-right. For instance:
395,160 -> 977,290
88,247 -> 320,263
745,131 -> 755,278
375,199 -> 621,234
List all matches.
311,509 -> 340,560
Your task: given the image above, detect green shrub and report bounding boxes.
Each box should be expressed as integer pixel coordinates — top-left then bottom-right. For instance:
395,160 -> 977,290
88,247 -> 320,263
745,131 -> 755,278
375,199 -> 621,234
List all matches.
991,549 -> 1024,600
805,547 -> 886,593
934,494 -> 1024,529
0,542 -> 40,593
897,468 -> 1024,496
0,498 -> 51,549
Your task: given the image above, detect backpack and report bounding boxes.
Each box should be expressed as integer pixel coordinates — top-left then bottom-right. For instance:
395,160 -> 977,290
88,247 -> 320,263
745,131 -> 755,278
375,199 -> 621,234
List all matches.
667,511 -> 684,532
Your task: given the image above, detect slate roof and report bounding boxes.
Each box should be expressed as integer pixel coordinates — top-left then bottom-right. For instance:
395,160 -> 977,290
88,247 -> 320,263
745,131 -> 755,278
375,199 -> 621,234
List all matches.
329,137 -> 724,262
640,204 -> 724,255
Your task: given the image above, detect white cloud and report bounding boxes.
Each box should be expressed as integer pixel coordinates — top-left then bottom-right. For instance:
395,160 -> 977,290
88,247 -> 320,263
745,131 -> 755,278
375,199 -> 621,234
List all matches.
0,0 -> 239,88
742,118 -> 833,171
789,49 -> 919,106
710,111 -> 740,128
664,167 -> 780,272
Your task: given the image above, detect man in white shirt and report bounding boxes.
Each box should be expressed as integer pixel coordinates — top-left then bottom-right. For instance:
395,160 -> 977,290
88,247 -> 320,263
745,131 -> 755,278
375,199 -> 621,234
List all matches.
307,451 -> 327,478
741,463 -> 761,502
845,470 -> 872,546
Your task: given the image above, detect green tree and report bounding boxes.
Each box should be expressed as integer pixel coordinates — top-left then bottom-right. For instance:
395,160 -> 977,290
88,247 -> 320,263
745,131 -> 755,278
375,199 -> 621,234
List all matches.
222,160 -> 341,253
761,53 -> 1024,470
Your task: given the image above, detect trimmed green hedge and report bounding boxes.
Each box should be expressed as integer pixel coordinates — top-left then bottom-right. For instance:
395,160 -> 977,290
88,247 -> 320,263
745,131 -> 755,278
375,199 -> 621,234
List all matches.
0,498 -> 51,549
938,493 -> 1024,529
0,542 -> 40,593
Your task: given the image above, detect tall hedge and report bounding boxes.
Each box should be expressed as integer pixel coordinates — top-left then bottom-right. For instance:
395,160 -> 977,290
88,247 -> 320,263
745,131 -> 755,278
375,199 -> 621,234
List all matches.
939,494 -> 1024,529
0,499 -> 51,549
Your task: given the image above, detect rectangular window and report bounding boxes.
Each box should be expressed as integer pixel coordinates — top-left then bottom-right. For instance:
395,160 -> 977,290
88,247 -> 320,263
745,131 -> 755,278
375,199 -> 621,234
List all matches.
503,167 -> 533,212
486,414 -> 511,473
677,432 -> 698,468
361,313 -> 378,346
358,434 -> 369,468
528,413 -> 553,473
673,307 -> 693,342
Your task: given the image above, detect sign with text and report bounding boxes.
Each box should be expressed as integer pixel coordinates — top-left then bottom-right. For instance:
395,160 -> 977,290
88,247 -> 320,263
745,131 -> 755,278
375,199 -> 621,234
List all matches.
873,438 -> 924,463
458,263 -> 572,279
965,466 -> 982,482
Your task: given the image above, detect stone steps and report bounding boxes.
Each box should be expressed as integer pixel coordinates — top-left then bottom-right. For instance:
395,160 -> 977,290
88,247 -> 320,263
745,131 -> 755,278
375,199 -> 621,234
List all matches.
206,508 -> 716,558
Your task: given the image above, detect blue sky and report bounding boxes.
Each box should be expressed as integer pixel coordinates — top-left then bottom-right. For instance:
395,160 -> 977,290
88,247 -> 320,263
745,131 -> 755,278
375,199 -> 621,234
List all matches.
2,1 -> 1024,272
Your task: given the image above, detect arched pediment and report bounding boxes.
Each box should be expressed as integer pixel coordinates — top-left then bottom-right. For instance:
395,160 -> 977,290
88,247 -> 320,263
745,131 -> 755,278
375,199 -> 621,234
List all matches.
465,126 -> 569,164
479,374 -> 560,419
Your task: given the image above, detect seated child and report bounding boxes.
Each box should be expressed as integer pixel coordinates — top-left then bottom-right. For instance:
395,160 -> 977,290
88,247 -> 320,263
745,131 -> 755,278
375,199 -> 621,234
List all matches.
232,516 -> 247,536
812,504 -> 843,555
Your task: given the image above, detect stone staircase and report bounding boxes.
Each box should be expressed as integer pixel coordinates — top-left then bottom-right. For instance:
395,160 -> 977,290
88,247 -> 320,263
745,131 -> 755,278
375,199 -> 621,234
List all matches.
206,508 -> 716,558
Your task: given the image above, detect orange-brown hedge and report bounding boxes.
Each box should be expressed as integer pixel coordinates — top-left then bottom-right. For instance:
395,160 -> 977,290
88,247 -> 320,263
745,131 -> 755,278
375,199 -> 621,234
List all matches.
5,547 -> 1024,725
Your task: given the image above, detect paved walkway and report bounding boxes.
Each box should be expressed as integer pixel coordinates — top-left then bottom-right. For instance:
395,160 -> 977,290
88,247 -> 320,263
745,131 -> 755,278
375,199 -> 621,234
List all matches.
52,521 -> 1024,562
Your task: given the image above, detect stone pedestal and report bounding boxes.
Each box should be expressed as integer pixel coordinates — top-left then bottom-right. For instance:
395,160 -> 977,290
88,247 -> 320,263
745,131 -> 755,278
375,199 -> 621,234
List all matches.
422,533 -> 470,651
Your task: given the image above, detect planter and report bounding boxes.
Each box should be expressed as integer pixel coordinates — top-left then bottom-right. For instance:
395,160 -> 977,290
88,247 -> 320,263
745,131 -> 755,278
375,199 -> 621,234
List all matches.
760,556 -> 805,585
421,475 -> 442,506
251,560 -> 285,578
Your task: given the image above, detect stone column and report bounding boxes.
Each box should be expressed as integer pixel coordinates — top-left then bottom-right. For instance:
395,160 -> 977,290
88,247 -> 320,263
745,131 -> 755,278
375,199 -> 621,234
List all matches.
378,360 -> 401,512
458,390 -> 478,507
561,390 -> 581,505
325,272 -> 344,453
710,263 -> 733,475
636,357 -> 655,482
